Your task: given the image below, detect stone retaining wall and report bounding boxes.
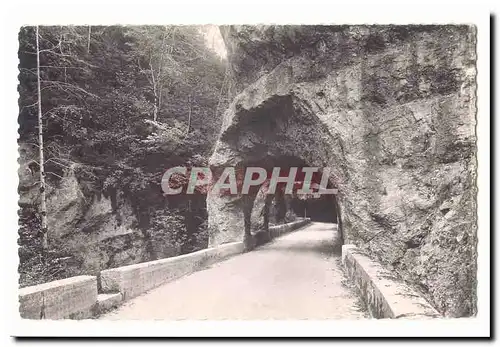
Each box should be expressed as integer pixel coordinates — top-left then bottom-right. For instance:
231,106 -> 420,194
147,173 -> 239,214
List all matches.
19,275 -> 97,319
255,218 -> 311,246
342,244 -> 441,319
100,241 -> 245,300
19,220 -> 310,319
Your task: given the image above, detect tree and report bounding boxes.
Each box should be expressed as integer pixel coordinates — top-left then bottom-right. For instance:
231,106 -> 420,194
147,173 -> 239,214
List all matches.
18,25 -> 229,286
35,26 -> 48,250
21,26 -> 99,250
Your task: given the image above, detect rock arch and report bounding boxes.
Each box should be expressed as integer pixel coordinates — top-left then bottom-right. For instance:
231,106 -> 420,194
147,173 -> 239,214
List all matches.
208,25 -> 477,317
207,93 -> 344,248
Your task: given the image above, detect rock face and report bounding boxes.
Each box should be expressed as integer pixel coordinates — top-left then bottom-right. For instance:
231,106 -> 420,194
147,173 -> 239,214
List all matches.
18,144 -> 179,285
208,25 -> 477,317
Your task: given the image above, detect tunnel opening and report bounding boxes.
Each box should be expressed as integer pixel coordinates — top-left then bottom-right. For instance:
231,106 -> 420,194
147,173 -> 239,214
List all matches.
207,91 -> 347,250
235,154 -> 344,250
291,194 -> 338,223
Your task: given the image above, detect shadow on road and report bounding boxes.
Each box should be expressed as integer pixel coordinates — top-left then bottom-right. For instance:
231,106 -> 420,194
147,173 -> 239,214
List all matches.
256,224 -> 343,256
260,241 -> 341,256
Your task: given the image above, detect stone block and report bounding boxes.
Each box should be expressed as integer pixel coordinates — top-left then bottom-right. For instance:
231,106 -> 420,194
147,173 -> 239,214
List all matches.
97,293 -> 123,313
342,245 -> 441,319
100,241 -> 244,300
19,275 -> 98,320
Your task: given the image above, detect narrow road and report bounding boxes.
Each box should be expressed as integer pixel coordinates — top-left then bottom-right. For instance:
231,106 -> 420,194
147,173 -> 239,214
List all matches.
100,222 -> 367,320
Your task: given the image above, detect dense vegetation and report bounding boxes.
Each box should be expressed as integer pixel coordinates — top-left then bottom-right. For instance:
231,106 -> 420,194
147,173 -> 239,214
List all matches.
18,25 -> 229,286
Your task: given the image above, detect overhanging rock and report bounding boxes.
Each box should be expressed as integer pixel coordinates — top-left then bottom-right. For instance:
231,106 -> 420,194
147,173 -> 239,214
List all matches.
209,25 -> 477,317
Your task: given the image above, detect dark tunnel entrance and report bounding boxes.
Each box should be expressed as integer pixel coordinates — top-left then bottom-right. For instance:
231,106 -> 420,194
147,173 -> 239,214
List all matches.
235,154 -> 345,250
291,194 -> 338,223
243,155 -> 341,227
208,89 -> 349,250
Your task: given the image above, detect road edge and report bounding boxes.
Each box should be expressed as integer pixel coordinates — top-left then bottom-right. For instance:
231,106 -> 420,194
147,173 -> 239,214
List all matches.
342,244 -> 442,319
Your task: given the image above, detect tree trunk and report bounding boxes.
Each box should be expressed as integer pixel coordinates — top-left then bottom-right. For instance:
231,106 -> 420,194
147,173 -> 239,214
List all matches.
186,95 -> 192,134
87,26 -> 91,53
36,26 -> 48,251
149,59 -> 158,121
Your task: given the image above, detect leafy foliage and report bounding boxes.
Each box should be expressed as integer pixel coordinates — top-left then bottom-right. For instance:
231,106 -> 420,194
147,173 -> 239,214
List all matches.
18,25 -> 228,286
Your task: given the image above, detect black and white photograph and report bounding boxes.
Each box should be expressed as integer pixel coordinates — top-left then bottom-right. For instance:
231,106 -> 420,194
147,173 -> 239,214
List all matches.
3,2 -> 492,339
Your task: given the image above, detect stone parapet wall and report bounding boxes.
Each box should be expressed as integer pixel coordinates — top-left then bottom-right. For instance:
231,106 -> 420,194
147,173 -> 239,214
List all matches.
342,244 -> 441,319
19,275 -> 98,319
100,241 -> 245,300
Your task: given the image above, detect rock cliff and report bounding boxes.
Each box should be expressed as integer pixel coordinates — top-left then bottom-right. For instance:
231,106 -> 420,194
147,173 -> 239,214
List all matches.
18,145 -> 181,286
208,25 -> 477,317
